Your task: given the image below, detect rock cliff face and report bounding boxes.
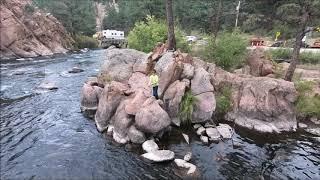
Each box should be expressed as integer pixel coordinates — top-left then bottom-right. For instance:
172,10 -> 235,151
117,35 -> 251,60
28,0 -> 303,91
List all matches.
0,0 -> 73,59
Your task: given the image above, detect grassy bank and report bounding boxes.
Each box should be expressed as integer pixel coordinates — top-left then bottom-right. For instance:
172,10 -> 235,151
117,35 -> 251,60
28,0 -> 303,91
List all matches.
266,49 -> 320,64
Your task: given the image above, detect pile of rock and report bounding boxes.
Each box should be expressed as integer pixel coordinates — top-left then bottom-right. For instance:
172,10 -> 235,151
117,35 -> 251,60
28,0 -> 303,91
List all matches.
194,123 -> 233,144
80,44 -> 299,146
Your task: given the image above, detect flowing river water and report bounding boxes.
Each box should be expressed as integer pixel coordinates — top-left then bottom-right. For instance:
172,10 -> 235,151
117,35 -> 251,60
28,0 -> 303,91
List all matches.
0,50 -> 319,179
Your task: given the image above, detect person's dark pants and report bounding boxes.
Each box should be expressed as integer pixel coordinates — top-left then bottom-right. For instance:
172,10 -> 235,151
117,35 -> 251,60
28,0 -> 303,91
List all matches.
152,86 -> 159,99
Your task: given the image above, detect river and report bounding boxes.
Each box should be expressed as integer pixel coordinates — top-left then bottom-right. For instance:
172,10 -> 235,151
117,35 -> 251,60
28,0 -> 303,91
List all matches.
0,50 -> 319,179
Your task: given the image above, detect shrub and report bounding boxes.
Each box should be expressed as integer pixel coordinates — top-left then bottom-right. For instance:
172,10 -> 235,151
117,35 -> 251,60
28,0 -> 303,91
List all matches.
127,16 -> 190,53
295,81 -> 320,118
179,90 -> 196,127
73,35 -> 98,49
203,32 -> 248,71
215,86 -> 232,116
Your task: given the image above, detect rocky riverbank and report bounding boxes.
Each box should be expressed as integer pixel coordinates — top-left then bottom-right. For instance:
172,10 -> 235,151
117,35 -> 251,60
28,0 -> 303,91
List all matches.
0,0 -> 73,59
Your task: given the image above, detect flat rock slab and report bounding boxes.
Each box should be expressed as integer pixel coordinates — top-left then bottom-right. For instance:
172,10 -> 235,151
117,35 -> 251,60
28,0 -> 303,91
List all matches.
206,128 -> 220,141
305,128 -> 320,136
142,140 -> 159,153
216,124 -> 233,139
142,150 -> 175,162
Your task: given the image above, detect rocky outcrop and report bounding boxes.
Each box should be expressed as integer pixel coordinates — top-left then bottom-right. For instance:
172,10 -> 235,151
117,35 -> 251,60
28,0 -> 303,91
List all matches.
81,45 -> 301,146
225,76 -> 298,133
0,0 -> 73,59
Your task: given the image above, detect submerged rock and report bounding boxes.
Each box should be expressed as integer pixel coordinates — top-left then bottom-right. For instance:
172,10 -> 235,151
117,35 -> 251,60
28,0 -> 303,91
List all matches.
38,82 -> 58,90
68,67 -> 84,73
142,150 -> 175,162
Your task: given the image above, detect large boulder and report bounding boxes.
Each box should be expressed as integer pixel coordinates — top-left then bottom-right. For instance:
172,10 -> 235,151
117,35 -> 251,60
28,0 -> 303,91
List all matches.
94,82 -> 128,132
112,100 -> 133,142
163,80 -> 188,126
226,77 -> 298,133
98,48 -> 147,83
154,52 -> 183,97
135,97 -> 171,134
192,92 -> 216,123
125,89 -> 149,115
80,81 -> 103,118
127,72 -> 151,94
191,68 -> 214,95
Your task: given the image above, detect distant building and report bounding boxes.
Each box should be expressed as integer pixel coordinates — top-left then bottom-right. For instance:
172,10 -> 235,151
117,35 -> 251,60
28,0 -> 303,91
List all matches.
102,30 -> 125,40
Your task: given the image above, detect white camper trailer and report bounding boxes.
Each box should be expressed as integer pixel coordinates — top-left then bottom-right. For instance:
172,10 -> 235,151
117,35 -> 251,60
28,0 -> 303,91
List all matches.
102,30 -> 125,40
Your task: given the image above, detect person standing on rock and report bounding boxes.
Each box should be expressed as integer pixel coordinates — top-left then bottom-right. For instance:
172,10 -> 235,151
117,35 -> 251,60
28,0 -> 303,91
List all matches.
149,69 -> 159,99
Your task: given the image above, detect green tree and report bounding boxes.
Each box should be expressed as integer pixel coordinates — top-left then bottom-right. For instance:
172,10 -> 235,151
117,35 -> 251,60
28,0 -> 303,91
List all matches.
275,0 -> 320,81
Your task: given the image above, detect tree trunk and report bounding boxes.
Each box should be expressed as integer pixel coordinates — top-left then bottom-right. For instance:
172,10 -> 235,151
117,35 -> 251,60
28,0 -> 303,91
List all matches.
212,0 -> 222,41
284,8 -> 309,81
165,0 -> 176,50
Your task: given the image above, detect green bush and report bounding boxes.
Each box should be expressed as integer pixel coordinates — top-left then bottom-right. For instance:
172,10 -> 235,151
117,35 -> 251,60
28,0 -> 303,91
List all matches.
179,90 -> 196,127
267,49 -> 320,64
295,81 -> 320,118
215,86 -> 232,116
127,16 -> 190,53
203,32 -> 248,71
74,35 -> 98,49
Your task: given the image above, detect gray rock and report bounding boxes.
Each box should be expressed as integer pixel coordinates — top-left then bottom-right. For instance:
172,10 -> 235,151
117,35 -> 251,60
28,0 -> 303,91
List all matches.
196,126 -> 206,136
181,63 -> 195,79
191,67 -> 214,95
174,159 -> 197,175
128,125 -> 146,144
142,140 -> 159,153
206,128 -> 220,141
135,97 -> 171,134
216,124 -> 233,139
184,152 -> 192,162
99,48 -> 147,82
68,67 -> 84,73
192,92 -> 216,123
182,133 -> 189,144
200,135 -> 209,144
204,122 -> 216,128
305,128 -> 320,136
310,117 -> 320,125
142,150 -> 175,162
298,123 -> 308,129
193,124 -> 202,129
38,82 -> 58,90
106,125 -> 114,136
112,131 -> 129,144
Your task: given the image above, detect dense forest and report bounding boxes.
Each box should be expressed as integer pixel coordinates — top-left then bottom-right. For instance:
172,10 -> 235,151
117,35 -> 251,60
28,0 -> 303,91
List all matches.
33,0 -> 320,39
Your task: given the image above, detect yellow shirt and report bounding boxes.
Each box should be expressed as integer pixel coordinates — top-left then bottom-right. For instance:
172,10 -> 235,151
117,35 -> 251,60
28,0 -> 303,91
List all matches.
150,74 -> 159,87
